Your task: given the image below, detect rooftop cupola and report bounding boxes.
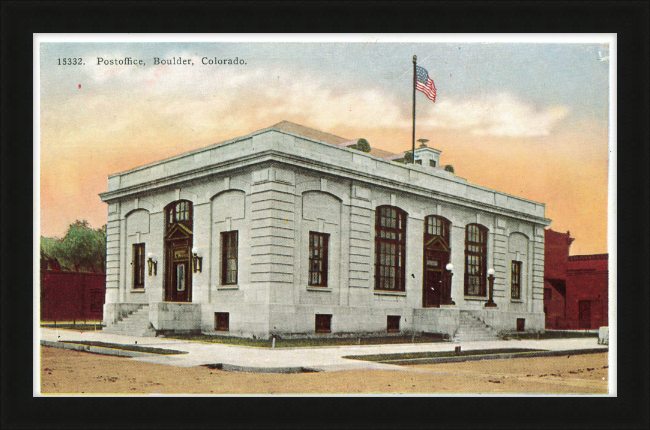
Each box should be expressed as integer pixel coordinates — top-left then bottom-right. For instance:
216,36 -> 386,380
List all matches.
413,144 -> 442,168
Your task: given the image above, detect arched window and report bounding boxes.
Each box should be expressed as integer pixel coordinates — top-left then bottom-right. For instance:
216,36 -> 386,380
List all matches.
165,200 -> 193,232
465,224 -> 488,296
375,206 -> 407,291
424,215 -> 450,246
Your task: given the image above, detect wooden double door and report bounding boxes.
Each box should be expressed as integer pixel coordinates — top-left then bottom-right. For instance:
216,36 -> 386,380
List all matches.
423,249 -> 448,308
164,225 -> 193,302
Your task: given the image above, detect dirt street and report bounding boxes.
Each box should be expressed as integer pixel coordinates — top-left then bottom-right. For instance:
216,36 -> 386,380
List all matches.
40,346 -> 608,395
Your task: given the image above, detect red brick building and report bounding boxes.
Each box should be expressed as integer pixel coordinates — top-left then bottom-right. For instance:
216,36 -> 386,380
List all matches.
543,229 -> 608,330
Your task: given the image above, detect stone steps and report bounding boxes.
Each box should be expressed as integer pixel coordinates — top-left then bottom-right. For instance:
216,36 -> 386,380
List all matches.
454,311 -> 501,342
103,305 -> 156,337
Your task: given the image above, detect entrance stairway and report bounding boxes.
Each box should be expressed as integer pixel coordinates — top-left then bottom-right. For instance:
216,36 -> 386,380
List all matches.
454,311 -> 501,342
103,305 -> 156,337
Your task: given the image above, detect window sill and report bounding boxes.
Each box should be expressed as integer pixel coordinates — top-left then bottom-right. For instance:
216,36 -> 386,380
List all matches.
130,289 -> 145,293
510,299 -> 524,303
464,296 -> 487,301
307,287 -> 332,292
374,290 -> 407,297
217,285 -> 239,290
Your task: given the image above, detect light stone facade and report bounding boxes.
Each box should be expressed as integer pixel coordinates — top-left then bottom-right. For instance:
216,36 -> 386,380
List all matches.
99,123 -> 551,339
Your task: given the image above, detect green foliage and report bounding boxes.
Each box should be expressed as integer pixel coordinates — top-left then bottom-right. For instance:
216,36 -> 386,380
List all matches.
343,348 -> 541,363
356,138 -> 371,152
444,165 -> 455,173
61,341 -> 187,355
349,138 -> 371,153
166,334 -> 445,348
41,220 -> 106,273
403,151 -> 414,164
505,331 -> 598,340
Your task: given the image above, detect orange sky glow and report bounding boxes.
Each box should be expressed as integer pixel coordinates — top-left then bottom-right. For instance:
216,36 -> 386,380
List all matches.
39,37 -> 612,256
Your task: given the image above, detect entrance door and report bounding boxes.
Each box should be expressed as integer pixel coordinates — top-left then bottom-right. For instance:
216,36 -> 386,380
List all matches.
424,269 -> 442,307
578,300 -> 591,329
165,237 -> 192,302
423,253 -> 442,308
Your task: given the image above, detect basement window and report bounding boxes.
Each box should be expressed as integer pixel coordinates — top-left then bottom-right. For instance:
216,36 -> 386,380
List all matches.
387,315 -> 401,333
215,312 -> 229,332
315,314 -> 332,334
516,318 -> 525,332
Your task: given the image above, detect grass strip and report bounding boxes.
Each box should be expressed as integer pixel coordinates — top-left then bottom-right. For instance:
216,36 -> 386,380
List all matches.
505,331 -> 598,340
41,324 -> 103,331
165,334 -> 446,348
60,341 -> 187,355
343,348 -> 542,362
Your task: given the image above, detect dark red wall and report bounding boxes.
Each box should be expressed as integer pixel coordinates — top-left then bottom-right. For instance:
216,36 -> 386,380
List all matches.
565,255 -> 609,329
543,229 -> 608,330
40,271 -> 106,322
544,280 -> 567,329
544,229 -> 573,280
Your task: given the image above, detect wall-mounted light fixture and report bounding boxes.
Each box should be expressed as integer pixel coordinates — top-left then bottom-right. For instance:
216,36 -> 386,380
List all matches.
443,263 -> 455,305
485,268 -> 497,308
192,247 -> 202,273
147,253 -> 157,277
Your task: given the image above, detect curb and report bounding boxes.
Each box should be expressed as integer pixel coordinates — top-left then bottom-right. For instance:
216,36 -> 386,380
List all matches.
202,363 -> 320,374
40,340 -> 184,358
372,348 -> 608,365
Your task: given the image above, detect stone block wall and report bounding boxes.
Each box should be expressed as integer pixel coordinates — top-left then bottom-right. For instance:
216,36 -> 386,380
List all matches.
150,302 -> 201,332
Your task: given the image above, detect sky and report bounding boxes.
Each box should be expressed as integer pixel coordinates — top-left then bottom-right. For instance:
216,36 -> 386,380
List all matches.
37,35 -> 613,255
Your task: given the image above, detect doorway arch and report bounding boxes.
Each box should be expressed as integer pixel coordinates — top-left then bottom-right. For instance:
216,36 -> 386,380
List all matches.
423,216 -> 451,307
164,200 -> 193,302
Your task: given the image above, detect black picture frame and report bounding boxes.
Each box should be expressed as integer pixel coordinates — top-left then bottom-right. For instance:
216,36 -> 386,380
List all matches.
2,1 -> 648,429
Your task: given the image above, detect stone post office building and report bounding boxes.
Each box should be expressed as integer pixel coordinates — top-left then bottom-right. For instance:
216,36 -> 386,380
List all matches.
100,121 -> 551,339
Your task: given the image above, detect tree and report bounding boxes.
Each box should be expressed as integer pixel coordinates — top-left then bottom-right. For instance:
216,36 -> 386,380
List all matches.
40,220 -> 106,273
349,138 -> 371,153
444,165 -> 455,174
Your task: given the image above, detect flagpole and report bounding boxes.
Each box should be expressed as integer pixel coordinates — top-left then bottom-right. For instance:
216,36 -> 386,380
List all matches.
412,55 -> 417,164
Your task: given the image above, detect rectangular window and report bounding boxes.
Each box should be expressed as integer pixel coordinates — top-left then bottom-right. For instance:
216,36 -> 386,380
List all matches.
175,201 -> 189,221
375,206 -> 407,291
308,232 -> 329,287
133,243 -> 145,289
429,160 -> 436,167
176,264 -> 186,291
415,159 -> 422,165
387,315 -> 400,333
425,216 -> 450,244
464,224 -> 488,296
315,314 -> 332,333
215,312 -> 229,332
511,261 -> 522,299
221,231 -> 238,285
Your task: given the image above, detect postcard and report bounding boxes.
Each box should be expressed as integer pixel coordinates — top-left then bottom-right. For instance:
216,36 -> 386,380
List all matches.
35,34 -> 615,396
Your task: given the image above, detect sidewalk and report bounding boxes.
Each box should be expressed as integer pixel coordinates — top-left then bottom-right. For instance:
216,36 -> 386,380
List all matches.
40,328 -> 608,373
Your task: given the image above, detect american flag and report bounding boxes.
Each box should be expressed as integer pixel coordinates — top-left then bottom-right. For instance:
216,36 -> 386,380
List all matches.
416,65 -> 436,102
